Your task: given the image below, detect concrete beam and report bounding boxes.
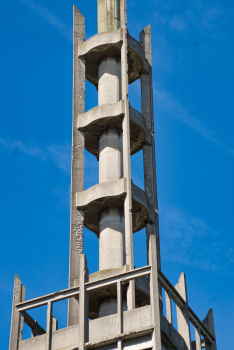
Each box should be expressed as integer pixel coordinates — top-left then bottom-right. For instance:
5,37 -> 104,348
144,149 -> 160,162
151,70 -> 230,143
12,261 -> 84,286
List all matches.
68,4 -> 85,326
23,311 -> 46,336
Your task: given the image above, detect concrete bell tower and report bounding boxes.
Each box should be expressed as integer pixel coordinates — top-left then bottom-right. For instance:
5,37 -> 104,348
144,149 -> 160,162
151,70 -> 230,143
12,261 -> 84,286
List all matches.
9,2 -> 218,350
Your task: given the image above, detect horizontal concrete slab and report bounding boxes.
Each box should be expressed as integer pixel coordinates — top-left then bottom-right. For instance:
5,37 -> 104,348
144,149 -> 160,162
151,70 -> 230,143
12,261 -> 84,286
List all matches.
78,29 -> 149,87
78,101 -> 151,159
76,179 -> 154,235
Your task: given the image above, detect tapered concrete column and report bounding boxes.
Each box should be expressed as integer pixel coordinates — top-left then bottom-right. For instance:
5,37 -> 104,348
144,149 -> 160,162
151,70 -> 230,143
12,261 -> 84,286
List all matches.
175,273 -> 191,350
203,309 -> 217,350
68,5 -> 85,326
9,275 -> 25,350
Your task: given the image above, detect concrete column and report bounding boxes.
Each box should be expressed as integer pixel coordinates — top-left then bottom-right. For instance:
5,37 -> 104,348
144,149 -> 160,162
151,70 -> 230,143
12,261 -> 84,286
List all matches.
140,24 -> 161,271
98,0 -> 120,33
78,255 -> 89,350
68,5 -> 85,326
202,309 -> 217,350
140,24 -> 163,316
117,281 -> 122,334
195,327 -> 202,350
98,57 -> 122,105
99,128 -> 123,183
9,275 -> 25,350
175,273 -> 191,350
120,0 -> 135,311
99,208 -> 125,270
46,301 -> 53,350
148,226 -> 161,350
165,290 -> 174,342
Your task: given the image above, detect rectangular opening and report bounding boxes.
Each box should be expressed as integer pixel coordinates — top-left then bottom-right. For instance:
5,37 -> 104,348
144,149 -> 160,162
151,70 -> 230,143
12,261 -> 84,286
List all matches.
22,305 -> 47,340
52,299 -> 68,330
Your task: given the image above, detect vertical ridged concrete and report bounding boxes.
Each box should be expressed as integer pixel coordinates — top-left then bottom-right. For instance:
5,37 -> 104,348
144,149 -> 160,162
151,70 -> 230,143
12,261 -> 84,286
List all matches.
68,5 -> 85,327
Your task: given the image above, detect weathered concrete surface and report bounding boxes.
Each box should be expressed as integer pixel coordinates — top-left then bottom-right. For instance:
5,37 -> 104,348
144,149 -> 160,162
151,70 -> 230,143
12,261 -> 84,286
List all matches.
99,208 -> 125,270
18,324 -> 79,350
140,24 -> 161,270
175,273 -> 191,350
202,309 -> 217,350
68,5 -> 85,327
99,57 -> 122,104
9,275 -> 25,350
98,0 -> 120,33
78,29 -> 149,88
78,101 -> 151,159
99,297 -> 127,318
76,179 -> 154,235
99,128 -> 123,183
78,255 -> 89,350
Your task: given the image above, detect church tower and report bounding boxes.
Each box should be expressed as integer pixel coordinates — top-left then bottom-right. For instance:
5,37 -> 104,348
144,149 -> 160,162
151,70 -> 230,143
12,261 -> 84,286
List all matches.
9,2 -> 217,350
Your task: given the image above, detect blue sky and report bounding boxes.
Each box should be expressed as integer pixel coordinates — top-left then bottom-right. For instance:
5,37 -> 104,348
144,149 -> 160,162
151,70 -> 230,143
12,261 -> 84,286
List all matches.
0,0 -> 233,348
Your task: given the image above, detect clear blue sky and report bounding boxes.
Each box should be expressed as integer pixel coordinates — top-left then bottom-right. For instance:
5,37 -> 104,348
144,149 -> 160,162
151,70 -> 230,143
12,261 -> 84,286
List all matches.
1,0 -> 233,348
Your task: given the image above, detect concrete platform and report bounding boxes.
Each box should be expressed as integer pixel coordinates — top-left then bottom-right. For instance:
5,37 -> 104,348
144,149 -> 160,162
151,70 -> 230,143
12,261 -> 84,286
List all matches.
78,101 -> 151,159
78,29 -> 149,88
76,178 -> 155,236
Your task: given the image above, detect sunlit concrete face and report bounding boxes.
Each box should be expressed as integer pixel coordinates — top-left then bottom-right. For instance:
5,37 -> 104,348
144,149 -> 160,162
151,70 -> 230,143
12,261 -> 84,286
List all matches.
98,57 -> 122,105
99,128 -> 123,183
99,208 -> 125,270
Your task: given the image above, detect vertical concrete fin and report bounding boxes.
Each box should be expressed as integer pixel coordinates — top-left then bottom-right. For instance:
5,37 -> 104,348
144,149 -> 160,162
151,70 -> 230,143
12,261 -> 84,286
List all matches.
9,275 -> 25,350
46,301 -> 53,350
68,5 -> 85,327
121,0 -> 135,310
140,26 -> 161,271
175,272 -> 191,350
175,272 -> 188,302
165,290 -> 174,342
202,309 -> 217,350
79,255 -> 89,350
120,0 -> 127,29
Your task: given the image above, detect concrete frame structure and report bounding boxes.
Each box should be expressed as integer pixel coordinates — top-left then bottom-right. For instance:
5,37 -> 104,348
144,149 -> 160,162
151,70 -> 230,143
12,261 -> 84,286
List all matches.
9,1 -> 217,350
